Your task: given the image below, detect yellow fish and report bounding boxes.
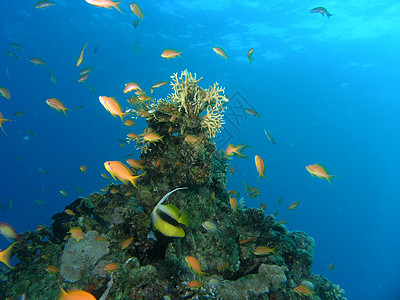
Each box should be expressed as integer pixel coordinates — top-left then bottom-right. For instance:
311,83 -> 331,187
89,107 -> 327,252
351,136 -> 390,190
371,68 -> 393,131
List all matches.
253,246 -> 275,256
225,143 -> 247,158
0,222 -> 19,241
30,57 -> 45,65
185,256 -> 206,276
288,201 -> 300,210
143,132 -> 164,143
161,49 -> 182,59
294,285 -> 315,296
69,226 -> 84,241
148,188 -> 189,240
0,242 -> 17,268
130,3 -> 144,19
58,284 -> 96,300
104,161 -> 143,187
123,82 -> 141,94
34,1 -> 55,9
248,48 -> 254,63
306,163 -> 335,184
76,42 -> 88,67
213,47 -> 228,60
0,112 -> 12,135
46,98 -> 70,116
99,96 -> 129,122
255,155 -> 267,180
84,0 -> 122,13
0,87 -> 10,99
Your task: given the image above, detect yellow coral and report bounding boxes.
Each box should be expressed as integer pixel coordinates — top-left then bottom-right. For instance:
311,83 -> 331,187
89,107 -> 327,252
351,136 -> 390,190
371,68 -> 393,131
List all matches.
169,70 -> 203,115
169,70 -> 228,137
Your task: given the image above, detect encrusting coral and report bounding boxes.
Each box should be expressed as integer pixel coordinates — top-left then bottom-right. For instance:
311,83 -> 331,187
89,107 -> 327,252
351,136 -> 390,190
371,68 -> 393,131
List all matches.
0,71 -> 346,300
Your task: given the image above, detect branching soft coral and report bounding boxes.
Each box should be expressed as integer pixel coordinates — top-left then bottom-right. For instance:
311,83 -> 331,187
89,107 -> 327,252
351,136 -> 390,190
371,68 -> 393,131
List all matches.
169,70 -> 228,137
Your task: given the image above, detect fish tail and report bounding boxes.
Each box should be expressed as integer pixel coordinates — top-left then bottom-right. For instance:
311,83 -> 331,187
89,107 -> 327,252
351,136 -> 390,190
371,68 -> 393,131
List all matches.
129,174 -> 143,188
327,13 -> 333,18
0,124 -> 9,135
0,122 -> 11,135
258,174 -> 267,181
114,2 -> 124,13
62,108 -> 70,117
120,112 -> 130,122
326,175 -> 335,184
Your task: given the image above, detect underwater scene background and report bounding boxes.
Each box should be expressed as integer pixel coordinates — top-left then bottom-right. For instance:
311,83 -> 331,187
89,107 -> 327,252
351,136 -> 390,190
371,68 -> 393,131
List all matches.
1,0 -> 400,299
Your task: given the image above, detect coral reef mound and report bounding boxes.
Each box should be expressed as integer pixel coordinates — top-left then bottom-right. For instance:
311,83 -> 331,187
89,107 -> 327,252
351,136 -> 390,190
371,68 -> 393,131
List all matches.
0,71 -> 346,300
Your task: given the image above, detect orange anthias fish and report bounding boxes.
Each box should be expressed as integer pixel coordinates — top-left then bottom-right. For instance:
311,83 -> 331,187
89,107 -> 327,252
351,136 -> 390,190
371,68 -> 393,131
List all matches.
64,209 -> 75,216
101,173 -> 110,180
151,80 -> 169,91
253,246 -> 276,256
123,82 -> 141,94
326,263 -> 335,270
230,196 -> 237,212
76,42 -> 88,67
84,0 -> 123,13
124,119 -> 135,127
34,1 -> 55,9
245,108 -> 260,117
294,285 -> 314,296
143,132 -> 164,143
255,155 -> 267,181
126,158 -> 145,170
185,256 -> 206,276
188,280 -> 203,288
306,163 -> 335,184
58,284 -> 96,300
310,6 -> 333,18
0,222 -> 19,241
104,161 -> 143,188
185,135 -> 199,144
230,166 -> 235,177
46,98 -> 70,116
239,237 -> 257,245
0,242 -> 18,268
225,144 -> 247,158
45,265 -> 59,273
130,3 -> 144,19
30,57 -> 45,65
104,263 -> 119,271
99,96 -> 129,122
213,47 -> 228,60
288,201 -> 300,210
248,48 -> 254,63
161,49 -> 182,59
0,87 -> 10,99
121,237 -> 133,249
78,74 -> 89,83
0,112 -> 12,135
69,227 -> 84,241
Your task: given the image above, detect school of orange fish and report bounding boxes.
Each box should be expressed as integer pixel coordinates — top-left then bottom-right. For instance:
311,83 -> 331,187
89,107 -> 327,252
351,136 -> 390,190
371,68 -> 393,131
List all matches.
0,1 -> 335,297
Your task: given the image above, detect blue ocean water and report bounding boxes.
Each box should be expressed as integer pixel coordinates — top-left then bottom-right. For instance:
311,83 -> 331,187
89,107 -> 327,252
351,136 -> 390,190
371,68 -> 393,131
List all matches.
1,1 -> 399,299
